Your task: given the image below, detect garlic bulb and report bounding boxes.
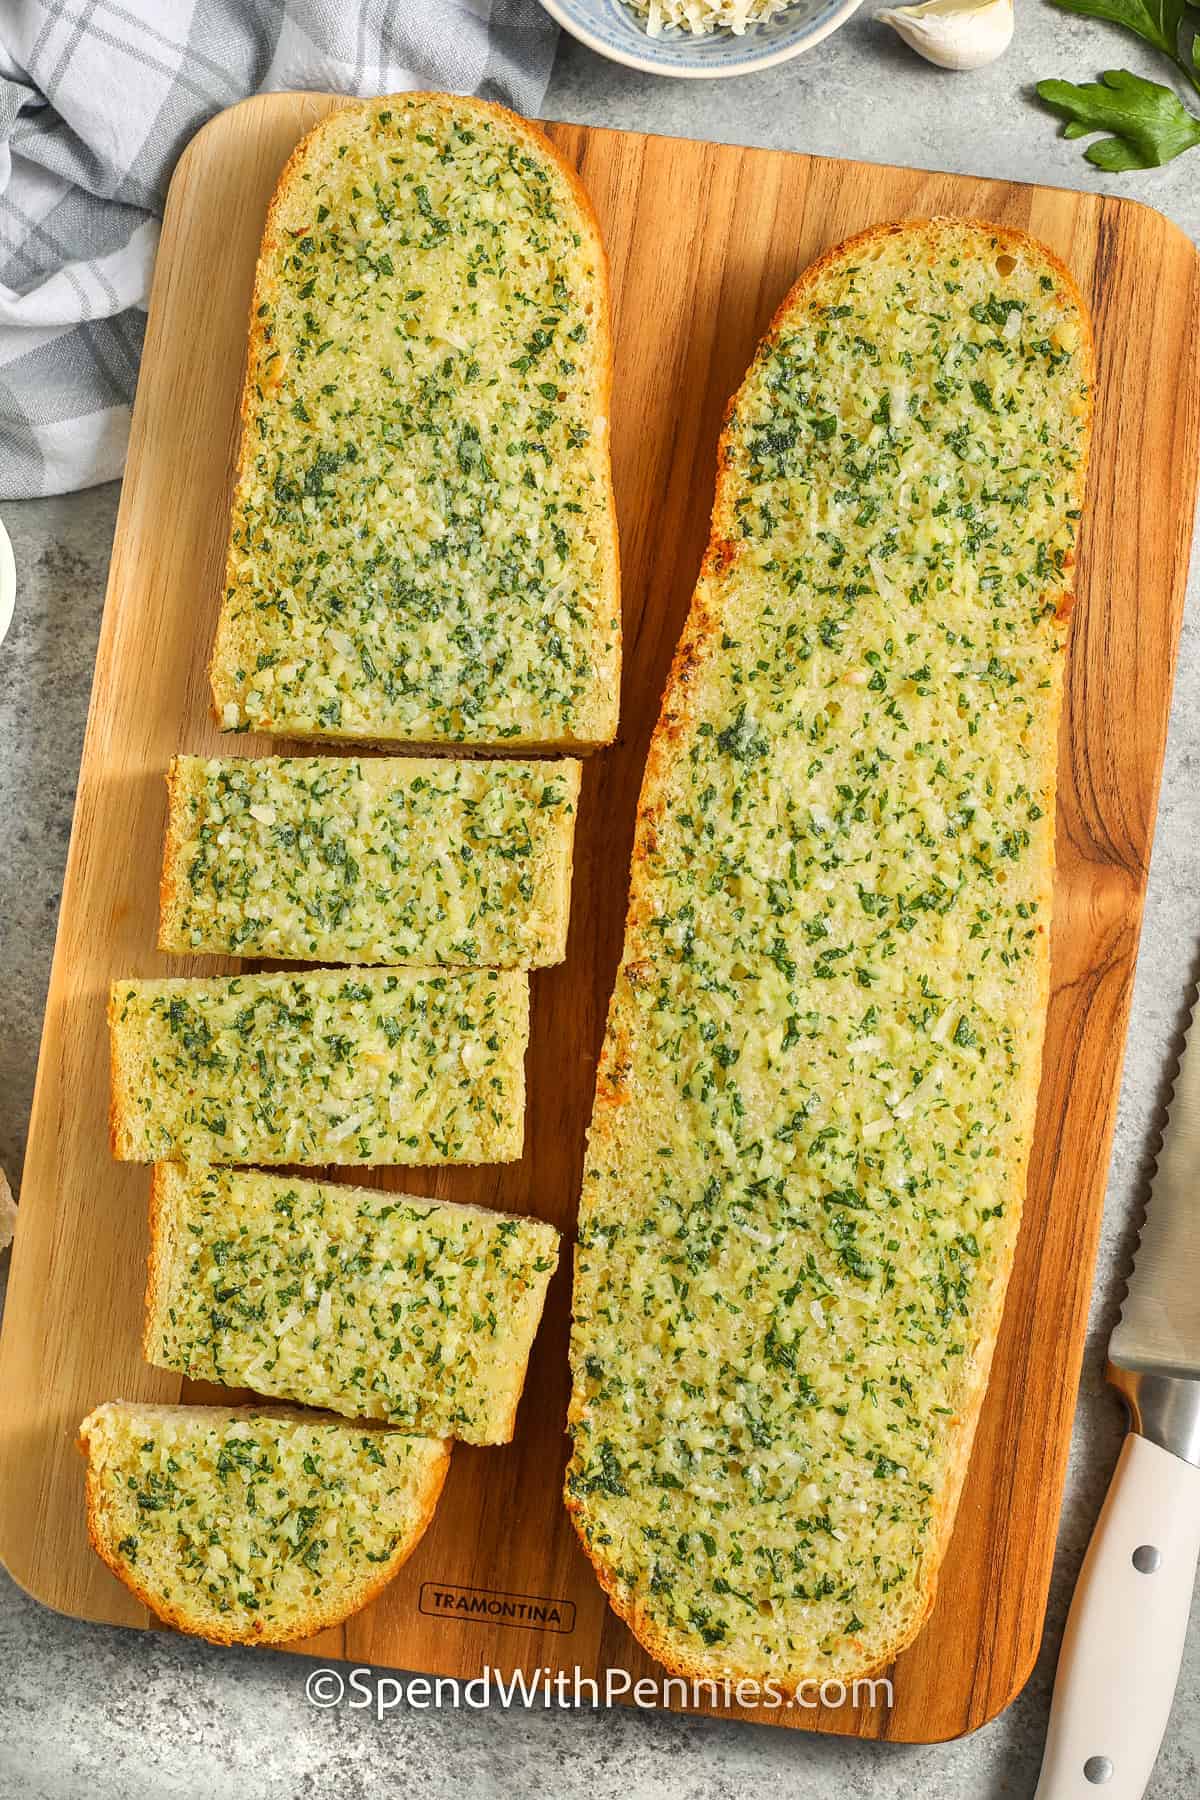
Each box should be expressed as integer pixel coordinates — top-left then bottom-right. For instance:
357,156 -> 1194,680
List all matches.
879,0 -> 1014,70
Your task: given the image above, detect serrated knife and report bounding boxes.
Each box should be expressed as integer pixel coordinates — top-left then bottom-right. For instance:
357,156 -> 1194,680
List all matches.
1035,987 -> 1200,1798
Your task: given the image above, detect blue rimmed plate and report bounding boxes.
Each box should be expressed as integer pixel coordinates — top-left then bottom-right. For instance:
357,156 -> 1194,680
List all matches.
538,0 -> 864,78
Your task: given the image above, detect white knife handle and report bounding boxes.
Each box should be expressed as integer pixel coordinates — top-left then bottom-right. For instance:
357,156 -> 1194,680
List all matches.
1035,1433 -> 1200,1799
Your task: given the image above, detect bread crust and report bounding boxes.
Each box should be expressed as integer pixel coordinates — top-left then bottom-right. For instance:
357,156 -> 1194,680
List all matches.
77,1401 -> 451,1647
157,758 -> 184,954
142,1161 -> 176,1365
565,217 -> 1095,1690
106,983 -> 133,1162
209,93 -> 620,750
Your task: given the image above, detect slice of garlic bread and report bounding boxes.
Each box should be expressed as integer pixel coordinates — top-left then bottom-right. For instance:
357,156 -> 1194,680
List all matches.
108,967 -> 528,1166
566,220 -> 1093,1686
146,1165 -> 560,1445
159,754 -> 580,969
79,1401 -> 449,1645
211,93 -> 619,749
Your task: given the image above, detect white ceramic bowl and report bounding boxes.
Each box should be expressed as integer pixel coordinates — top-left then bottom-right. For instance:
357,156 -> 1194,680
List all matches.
539,0 -> 864,78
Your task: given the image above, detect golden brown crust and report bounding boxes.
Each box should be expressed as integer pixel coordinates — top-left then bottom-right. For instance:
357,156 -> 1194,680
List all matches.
106,984 -> 131,1162
77,1404 -> 451,1647
142,1163 -> 175,1365
566,217 -> 1096,1690
210,93 -> 620,748
157,760 -> 185,953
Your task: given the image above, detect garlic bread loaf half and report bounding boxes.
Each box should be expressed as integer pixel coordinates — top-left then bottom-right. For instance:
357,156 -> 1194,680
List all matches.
146,1165 -> 560,1444
109,968 -> 527,1166
566,221 -> 1093,1685
79,1401 -> 449,1644
160,755 -> 580,968
211,94 -> 619,749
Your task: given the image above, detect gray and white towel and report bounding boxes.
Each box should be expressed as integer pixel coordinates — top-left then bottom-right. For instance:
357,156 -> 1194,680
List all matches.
0,1 -> 559,499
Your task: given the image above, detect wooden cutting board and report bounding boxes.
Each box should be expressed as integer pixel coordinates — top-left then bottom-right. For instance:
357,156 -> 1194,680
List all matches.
1,93 -> 1197,1744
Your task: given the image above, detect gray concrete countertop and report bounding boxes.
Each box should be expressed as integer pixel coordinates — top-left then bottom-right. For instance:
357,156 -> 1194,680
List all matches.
2,11 -> 1199,1796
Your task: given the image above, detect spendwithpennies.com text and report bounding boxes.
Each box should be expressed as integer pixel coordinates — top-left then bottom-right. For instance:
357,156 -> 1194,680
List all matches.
305,1665 -> 894,1719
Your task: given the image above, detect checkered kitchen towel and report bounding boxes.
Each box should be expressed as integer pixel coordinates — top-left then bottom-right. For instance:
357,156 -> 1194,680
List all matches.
0,1 -> 559,499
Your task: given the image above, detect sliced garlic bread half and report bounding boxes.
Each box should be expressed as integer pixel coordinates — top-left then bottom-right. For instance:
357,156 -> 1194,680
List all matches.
109,967 -> 528,1166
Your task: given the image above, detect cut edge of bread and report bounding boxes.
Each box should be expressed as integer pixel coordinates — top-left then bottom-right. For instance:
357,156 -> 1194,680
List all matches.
565,216 -> 1096,1689
142,1161 -> 181,1366
209,92 -> 620,752
477,1226 -> 562,1445
78,1398 -> 452,1647
541,755 -> 583,968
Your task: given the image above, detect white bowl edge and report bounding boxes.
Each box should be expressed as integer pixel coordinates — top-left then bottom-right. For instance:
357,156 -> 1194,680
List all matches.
537,0 -> 866,79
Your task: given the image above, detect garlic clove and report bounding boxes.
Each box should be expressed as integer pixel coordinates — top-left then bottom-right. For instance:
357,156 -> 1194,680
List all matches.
0,1167 -> 15,1254
0,518 -> 13,648
879,0 -> 1014,70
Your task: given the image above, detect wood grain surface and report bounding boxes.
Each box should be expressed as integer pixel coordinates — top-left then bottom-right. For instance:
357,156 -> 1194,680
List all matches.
1,93 -> 1197,1744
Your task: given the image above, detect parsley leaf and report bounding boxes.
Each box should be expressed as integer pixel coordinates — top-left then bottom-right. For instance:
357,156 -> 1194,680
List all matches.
1037,0 -> 1200,169
1037,68 -> 1200,168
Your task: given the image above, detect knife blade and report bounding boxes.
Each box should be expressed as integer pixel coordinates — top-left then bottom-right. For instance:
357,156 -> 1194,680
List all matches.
1109,995 -> 1200,1386
1036,976 -> 1200,1799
